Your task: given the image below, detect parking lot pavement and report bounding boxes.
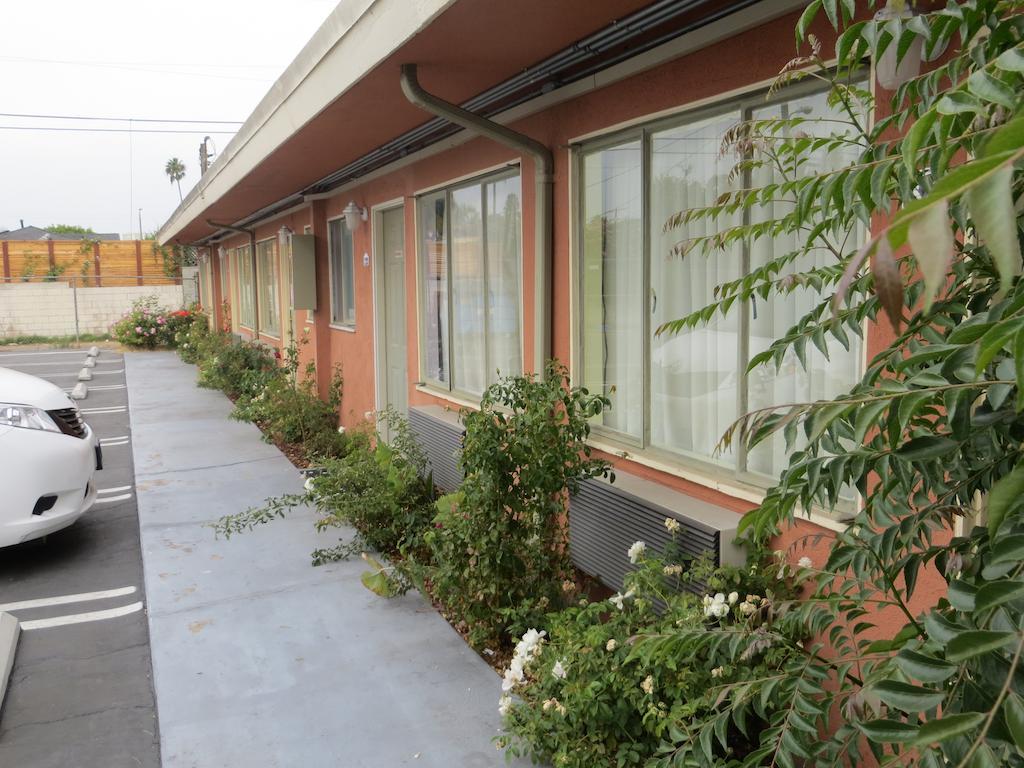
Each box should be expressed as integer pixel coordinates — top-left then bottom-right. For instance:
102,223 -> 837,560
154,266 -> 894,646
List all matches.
0,347 -> 160,768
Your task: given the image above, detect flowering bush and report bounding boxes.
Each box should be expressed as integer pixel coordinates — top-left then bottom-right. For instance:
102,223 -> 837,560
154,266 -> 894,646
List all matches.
111,297 -> 198,348
497,532 -> 803,768
425,362 -> 612,649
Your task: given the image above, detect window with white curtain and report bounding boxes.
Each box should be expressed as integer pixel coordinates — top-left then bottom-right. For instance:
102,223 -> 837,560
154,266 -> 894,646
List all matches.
418,169 -> 522,396
328,218 -> 356,327
578,84 -> 864,486
256,239 -> 280,337
235,244 -> 255,329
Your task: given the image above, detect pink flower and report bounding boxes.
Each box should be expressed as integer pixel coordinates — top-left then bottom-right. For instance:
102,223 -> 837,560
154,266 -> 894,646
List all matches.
135,326 -> 142,333
157,317 -> 166,324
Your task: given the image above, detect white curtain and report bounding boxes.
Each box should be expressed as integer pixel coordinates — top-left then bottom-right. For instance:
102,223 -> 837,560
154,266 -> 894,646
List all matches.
581,141 -> 643,439
649,112 -> 742,467
419,193 -> 448,385
485,175 -> 522,382
451,185 -> 486,395
745,90 -> 865,479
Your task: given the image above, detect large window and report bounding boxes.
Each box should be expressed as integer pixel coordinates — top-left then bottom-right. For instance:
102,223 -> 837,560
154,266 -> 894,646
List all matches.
578,86 -> 864,484
256,239 -> 280,337
328,218 -> 356,327
235,244 -> 255,330
418,170 -> 522,396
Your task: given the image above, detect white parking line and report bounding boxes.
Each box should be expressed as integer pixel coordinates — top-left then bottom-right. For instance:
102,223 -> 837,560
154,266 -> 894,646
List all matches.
0,350 -> 97,358
82,406 -> 127,414
39,369 -> 125,378
98,485 -> 133,494
0,586 -> 137,613
2,360 -> 123,367
99,440 -> 130,447
21,602 -> 144,631
94,493 -> 132,504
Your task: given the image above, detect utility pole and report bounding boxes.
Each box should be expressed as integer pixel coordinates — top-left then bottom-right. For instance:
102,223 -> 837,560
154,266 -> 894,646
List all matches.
138,209 -> 143,240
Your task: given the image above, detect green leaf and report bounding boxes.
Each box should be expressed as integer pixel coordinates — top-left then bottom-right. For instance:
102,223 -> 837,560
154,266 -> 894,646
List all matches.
858,718 -> 920,743
796,0 -> 822,44
982,115 -> 1024,159
909,199 -> 954,312
923,612 -> 966,645
966,166 -> 1022,293
967,70 -> 1018,110
975,580 -> 1024,612
896,436 -> 957,461
994,47 -> 1024,73
948,580 -> 978,611
1004,692 -> 1024,749
991,534 -> 1024,565
889,150 -> 1018,250
913,712 -> 985,745
987,461 -> 1024,537
974,317 -> 1024,375
896,649 -> 957,683
945,630 -> 1017,662
902,108 -> 937,172
873,680 -> 945,712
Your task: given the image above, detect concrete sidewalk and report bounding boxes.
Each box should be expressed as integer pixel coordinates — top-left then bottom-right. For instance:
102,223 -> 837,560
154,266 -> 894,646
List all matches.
126,351 -> 528,767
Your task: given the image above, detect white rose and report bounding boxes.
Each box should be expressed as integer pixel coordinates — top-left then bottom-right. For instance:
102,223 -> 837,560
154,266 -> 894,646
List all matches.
627,541 -> 646,564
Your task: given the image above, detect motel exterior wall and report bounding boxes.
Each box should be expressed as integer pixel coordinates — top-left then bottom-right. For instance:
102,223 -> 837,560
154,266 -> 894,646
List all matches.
195,6 -> 947,637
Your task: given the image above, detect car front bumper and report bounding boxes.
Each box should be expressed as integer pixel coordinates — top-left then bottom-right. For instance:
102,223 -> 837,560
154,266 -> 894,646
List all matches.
0,424 -> 99,547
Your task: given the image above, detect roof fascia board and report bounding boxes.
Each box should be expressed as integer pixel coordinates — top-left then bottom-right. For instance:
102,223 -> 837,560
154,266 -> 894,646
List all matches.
158,0 -> 457,245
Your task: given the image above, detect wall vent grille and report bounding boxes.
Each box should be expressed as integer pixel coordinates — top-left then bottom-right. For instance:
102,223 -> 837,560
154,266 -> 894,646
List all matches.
408,405 -> 464,493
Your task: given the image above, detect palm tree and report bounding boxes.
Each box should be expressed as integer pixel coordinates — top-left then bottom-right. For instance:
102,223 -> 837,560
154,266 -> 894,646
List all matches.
165,158 -> 186,202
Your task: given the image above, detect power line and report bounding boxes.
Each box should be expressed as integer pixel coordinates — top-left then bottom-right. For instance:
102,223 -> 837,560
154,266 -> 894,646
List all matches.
0,55 -> 273,82
0,125 -> 237,135
0,111 -> 243,125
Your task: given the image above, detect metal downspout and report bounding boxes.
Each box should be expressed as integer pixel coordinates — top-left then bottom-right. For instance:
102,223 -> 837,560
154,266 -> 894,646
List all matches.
207,220 -> 259,340
399,63 -> 553,378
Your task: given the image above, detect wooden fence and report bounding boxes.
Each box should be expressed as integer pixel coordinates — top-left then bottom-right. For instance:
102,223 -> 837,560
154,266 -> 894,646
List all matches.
0,240 -> 178,286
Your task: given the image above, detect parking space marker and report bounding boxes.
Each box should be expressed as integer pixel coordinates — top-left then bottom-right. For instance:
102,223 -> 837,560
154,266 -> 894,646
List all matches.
20,601 -> 144,631
94,493 -> 132,504
100,435 -> 130,443
82,406 -> 127,414
0,586 -> 137,613
98,485 -> 133,494
0,349 -> 96,358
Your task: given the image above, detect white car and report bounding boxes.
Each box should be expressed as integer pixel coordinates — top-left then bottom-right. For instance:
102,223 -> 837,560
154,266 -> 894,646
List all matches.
0,367 -> 100,548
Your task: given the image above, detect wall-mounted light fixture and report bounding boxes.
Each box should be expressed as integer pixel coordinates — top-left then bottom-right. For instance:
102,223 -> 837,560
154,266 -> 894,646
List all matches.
874,3 -> 922,91
217,245 -> 226,259
342,201 -> 368,232
278,225 -> 294,248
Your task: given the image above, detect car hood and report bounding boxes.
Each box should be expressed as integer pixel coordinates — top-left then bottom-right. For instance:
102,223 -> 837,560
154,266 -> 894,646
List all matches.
0,366 -> 77,410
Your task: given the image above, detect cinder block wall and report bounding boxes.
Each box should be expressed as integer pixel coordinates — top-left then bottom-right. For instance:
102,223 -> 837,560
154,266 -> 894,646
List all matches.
0,283 -> 185,337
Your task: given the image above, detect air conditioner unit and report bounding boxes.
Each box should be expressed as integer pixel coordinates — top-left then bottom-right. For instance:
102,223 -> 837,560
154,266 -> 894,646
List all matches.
406,405 -> 743,594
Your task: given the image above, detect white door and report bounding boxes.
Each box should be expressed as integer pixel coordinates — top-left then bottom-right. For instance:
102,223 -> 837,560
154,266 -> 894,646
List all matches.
379,206 -> 407,419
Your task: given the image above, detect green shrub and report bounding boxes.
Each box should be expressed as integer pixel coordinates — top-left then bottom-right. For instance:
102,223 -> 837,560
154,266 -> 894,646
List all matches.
212,410 -> 436,574
496,539 -> 803,768
174,311 -> 214,363
425,362 -> 611,649
196,338 -> 278,399
110,296 -> 197,348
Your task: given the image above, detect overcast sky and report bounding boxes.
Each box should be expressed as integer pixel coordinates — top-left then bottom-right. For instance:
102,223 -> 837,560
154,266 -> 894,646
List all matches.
0,0 -> 338,238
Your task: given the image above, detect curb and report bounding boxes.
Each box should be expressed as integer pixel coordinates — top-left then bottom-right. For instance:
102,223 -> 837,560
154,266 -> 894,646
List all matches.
0,612 -> 19,711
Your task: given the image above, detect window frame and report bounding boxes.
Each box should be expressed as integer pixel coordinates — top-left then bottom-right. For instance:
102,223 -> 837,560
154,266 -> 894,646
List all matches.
572,76 -> 867,494
415,166 -> 525,399
235,243 -> 256,331
254,236 -> 280,338
326,215 -> 356,330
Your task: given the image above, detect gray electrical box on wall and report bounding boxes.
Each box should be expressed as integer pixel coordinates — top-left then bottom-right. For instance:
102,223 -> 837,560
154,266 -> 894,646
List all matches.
291,234 -> 316,310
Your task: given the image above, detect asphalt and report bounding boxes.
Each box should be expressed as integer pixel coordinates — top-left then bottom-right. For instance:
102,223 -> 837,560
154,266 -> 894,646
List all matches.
0,346 -> 161,768
127,351 -> 531,768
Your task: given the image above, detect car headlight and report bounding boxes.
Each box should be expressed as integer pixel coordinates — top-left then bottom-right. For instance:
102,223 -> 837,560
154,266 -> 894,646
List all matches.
0,403 -> 61,432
